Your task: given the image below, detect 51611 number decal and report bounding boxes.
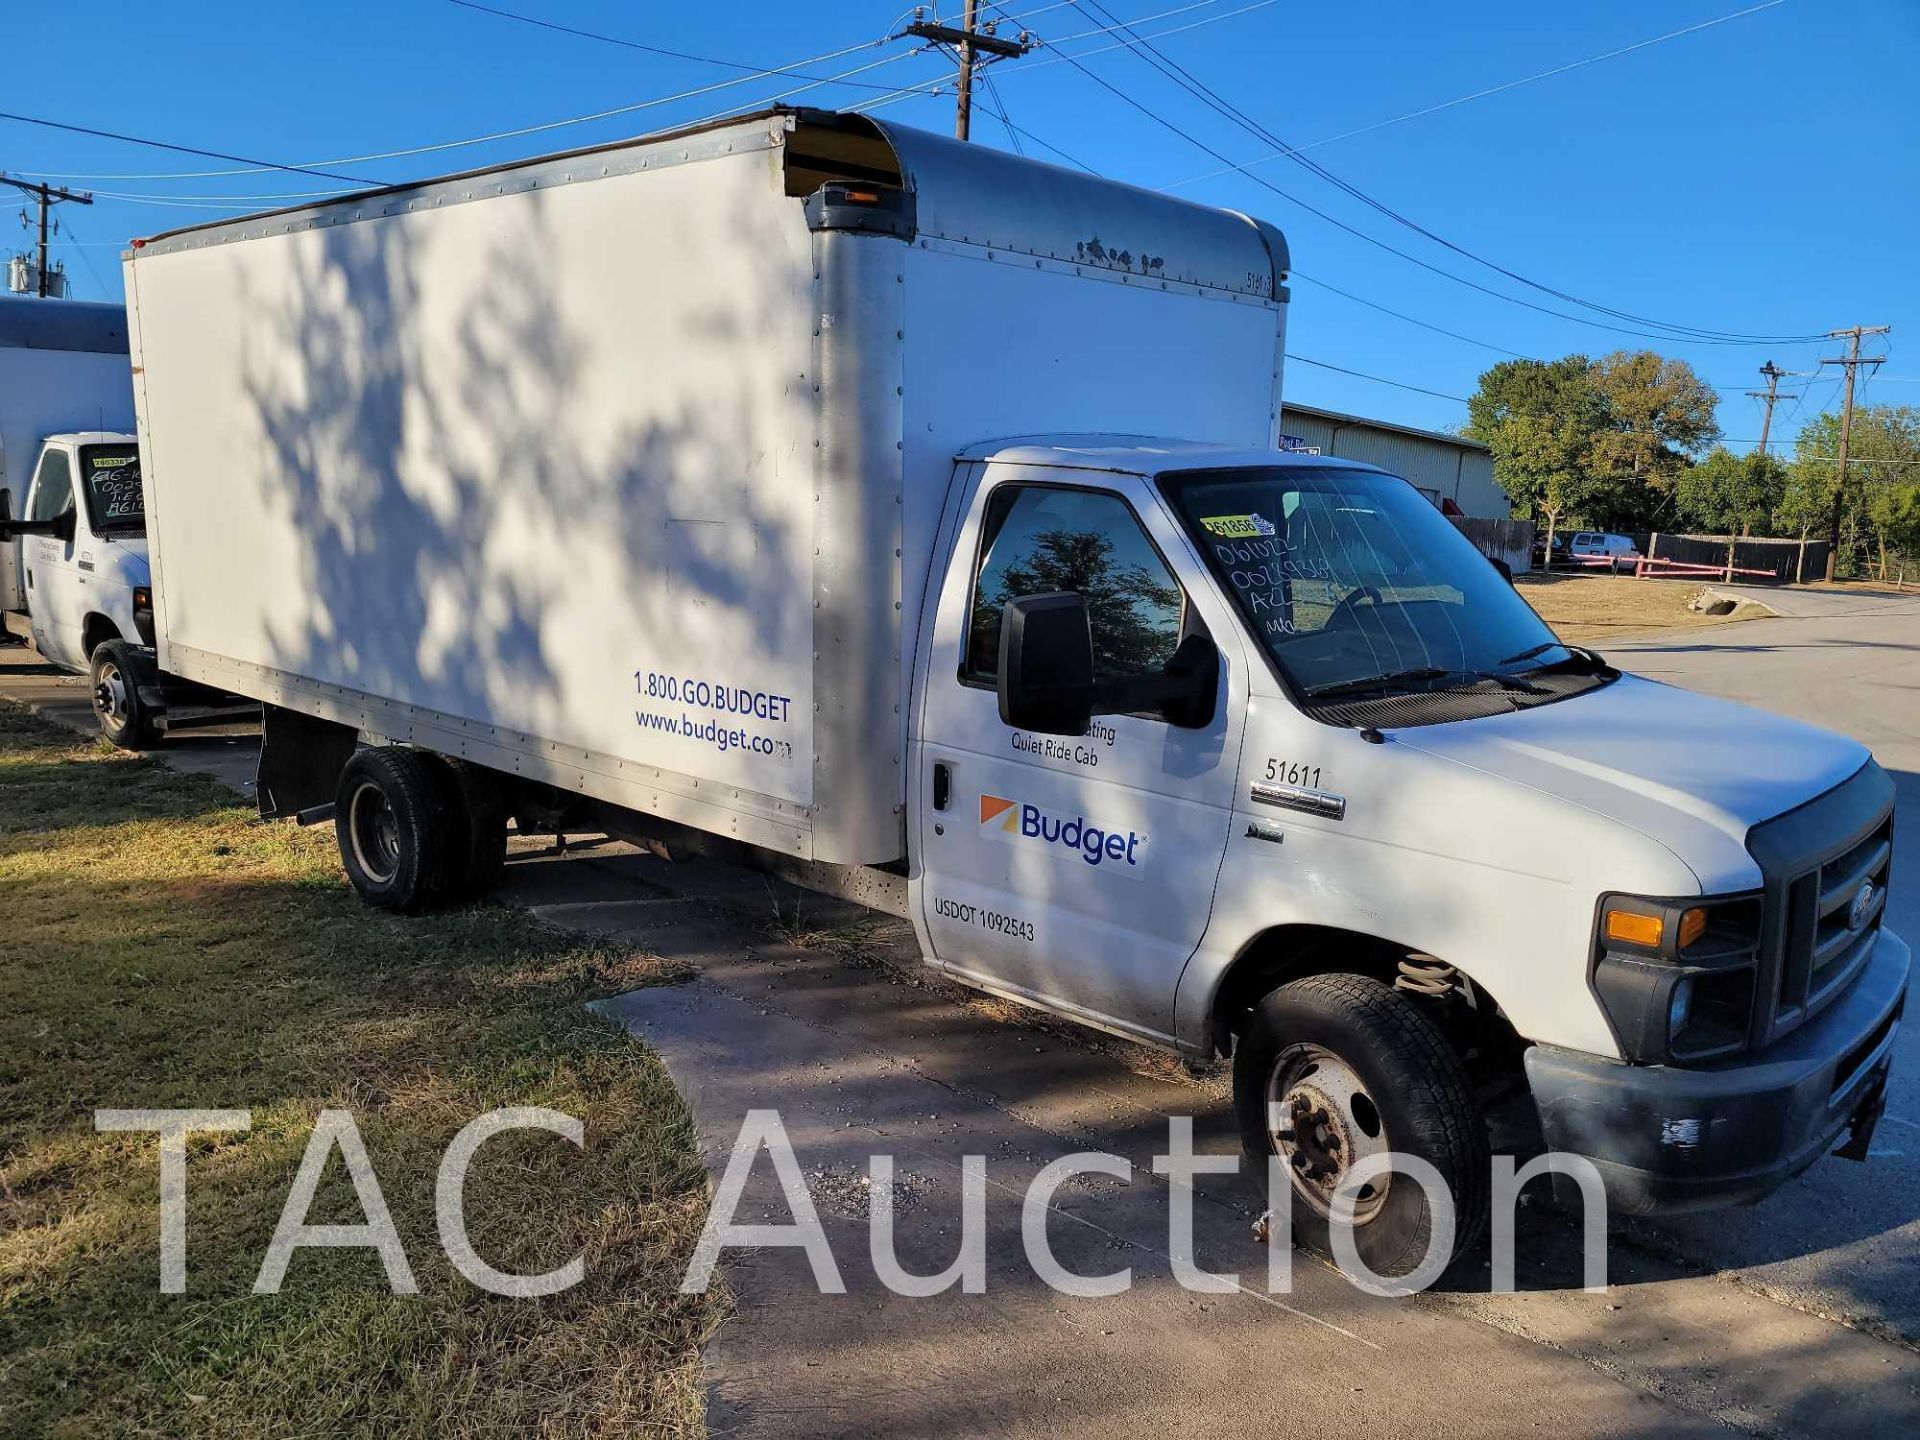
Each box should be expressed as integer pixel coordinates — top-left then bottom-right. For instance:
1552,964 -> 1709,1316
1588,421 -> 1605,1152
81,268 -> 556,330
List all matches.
1264,759 -> 1323,789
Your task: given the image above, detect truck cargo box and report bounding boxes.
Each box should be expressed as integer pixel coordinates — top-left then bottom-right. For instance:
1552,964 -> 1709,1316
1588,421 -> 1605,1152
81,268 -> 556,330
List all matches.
126,108 -> 1289,864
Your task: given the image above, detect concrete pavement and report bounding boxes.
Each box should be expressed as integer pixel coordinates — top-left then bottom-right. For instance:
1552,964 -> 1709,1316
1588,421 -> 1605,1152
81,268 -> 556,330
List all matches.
0,645 -> 258,795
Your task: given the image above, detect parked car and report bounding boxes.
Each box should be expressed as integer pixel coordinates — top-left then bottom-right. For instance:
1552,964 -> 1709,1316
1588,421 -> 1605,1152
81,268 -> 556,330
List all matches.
1568,531 -> 1642,573
125,107 -> 1904,1278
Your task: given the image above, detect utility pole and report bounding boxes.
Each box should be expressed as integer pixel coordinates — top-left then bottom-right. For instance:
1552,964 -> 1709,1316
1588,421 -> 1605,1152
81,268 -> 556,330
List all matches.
1,175 -> 93,297
1747,360 -> 1794,456
1819,325 -> 1890,581
903,3 -> 1033,141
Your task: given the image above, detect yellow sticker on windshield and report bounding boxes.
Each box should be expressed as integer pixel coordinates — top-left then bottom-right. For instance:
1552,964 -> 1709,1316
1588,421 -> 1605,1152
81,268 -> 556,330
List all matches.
1199,513 -> 1276,538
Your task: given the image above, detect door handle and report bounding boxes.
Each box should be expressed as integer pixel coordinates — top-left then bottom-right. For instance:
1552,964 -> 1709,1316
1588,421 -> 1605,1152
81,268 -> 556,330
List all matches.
932,762 -> 952,812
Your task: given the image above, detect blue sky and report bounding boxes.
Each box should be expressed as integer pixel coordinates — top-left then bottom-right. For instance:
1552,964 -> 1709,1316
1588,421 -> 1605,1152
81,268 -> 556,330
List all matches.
8,1 -> 1916,452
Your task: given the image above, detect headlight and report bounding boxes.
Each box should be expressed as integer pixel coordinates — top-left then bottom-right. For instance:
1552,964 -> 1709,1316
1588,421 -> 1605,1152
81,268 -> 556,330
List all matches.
1592,892 -> 1762,1063
1668,976 -> 1695,1035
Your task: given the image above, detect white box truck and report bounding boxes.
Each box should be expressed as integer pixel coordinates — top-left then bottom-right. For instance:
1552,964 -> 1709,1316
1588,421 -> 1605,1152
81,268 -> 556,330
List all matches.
0,297 -> 248,744
124,108 -> 1904,1275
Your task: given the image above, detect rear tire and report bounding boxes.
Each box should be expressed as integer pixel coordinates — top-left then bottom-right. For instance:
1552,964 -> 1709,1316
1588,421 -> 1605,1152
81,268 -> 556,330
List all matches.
1233,972 -> 1489,1282
90,640 -> 158,750
334,747 -> 465,912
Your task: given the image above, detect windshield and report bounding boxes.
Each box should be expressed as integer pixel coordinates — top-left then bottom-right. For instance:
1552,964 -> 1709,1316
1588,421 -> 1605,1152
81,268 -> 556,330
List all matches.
78,445 -> 145,536
1162,465 -> 1577,702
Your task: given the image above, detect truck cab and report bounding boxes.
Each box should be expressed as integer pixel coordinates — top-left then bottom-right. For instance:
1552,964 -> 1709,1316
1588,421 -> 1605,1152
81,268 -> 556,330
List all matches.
909,438 -> 1904,1272
0,431 -> 160,745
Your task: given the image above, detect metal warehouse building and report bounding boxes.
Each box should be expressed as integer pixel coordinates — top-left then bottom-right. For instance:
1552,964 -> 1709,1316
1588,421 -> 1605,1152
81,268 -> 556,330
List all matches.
1279,403 -> 1507,519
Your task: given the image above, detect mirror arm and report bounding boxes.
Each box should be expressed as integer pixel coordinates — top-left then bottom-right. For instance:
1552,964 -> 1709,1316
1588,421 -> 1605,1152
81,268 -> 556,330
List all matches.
1091,636 -> 1219,725
0,517 -> 66,542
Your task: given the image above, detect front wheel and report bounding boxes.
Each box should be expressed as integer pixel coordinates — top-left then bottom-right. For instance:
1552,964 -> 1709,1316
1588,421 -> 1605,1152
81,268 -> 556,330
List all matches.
1233,972 -> 1489,1281
90,640 -> 158,750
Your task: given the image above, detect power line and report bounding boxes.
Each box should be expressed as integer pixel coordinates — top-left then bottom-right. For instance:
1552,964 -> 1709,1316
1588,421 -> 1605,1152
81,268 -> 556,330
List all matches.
1287,355 -> 1468,403
998,12 -> 1799,352
1047,0 -> 1823,348
1163,3 -> 1791,184
0,111 -> 378,184
12,35 -> 924,183
55,213 -> 113,297
443,0 -> 917,91
1291,271 -> 1529,359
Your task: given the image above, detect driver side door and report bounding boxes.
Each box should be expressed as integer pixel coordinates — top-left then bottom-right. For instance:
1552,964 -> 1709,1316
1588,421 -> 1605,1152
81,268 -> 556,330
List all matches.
23,448 -> 83,668
913,467 -> 1246,1046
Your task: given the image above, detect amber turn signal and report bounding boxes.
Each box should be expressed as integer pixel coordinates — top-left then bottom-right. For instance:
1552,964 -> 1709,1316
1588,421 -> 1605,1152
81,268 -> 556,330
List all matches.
1678,907 -> 1709,950
1605,909 -> 1665,947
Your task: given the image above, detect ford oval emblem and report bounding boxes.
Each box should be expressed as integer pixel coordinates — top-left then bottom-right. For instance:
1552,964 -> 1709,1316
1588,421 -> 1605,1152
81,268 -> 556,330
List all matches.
1849,882 -> 1878,932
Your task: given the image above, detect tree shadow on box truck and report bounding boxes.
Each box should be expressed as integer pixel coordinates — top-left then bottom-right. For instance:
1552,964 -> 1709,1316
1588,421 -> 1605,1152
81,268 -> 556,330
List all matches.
125,107 -> 1907,1286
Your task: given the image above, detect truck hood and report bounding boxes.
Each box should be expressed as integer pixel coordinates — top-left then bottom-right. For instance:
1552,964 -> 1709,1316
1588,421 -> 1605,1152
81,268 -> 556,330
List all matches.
1393,674 -> 1868,870
102,535 -> 150,584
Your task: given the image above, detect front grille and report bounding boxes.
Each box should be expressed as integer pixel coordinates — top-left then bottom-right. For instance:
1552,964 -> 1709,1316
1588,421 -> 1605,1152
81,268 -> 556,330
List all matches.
1745,762 -> 1895,1049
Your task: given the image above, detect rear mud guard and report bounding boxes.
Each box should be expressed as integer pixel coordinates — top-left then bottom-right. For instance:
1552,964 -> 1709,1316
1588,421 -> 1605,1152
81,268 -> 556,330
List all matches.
256,704 -> 358,820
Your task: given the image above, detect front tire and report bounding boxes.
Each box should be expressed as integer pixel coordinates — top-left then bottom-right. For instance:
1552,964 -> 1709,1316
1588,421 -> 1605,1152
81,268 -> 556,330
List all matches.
1233,973 -> 1489,1281
90,640 -> 158,750
334,748 -> 464,912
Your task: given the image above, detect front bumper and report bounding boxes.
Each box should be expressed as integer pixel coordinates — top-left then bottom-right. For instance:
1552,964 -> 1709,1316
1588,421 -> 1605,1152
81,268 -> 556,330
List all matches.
1525,926 -> 1908,1215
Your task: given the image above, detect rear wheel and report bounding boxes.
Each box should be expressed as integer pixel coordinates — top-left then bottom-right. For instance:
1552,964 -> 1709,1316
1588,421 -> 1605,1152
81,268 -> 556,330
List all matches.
90,640 -> 158,750
334,747 -> 464,912
1234,972 -> 1489,1282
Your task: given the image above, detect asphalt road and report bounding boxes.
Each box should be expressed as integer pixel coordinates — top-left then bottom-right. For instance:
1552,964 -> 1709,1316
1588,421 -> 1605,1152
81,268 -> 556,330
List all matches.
1605,585 -> 1920,1344
4,586 -> 1918,1436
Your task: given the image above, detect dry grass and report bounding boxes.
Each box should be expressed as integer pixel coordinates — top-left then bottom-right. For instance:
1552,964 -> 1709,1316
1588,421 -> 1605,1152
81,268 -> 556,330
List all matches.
1515,573 -> 1770,645
0,702 -> 721,1438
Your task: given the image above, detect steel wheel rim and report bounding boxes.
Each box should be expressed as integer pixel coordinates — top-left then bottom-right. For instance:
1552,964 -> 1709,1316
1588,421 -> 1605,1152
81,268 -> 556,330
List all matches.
1264,1042 -> 1392,1225
93,661 -> 127,728
347,781 -> 402,885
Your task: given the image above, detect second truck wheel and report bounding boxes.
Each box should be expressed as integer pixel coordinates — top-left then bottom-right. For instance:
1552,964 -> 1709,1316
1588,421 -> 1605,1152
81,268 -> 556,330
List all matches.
334,748 -> 466,913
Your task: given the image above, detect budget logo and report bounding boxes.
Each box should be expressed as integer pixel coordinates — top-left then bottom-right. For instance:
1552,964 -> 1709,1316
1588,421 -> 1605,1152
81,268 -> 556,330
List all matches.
979,794 -> 1021,833
979,793 -> 1145,871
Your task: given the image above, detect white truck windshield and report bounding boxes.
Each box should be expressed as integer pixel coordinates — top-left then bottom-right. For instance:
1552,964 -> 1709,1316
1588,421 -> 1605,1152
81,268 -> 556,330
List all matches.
78,445 -> 145,535
1162,465 -> 1589,706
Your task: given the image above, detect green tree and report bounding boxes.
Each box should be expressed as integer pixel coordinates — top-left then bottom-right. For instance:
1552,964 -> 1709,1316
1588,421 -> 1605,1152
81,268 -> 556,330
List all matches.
1675,448 -> 1788,573
1589,351 -> 1722,499
1675,448 -> 1788,536
975,527 -> 1181,678
1465,356 -> 1608,553
1789,406 -> 1920,579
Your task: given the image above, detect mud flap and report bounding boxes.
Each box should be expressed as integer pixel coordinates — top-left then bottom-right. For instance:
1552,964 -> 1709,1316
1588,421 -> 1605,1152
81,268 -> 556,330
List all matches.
256,704 -> 358,820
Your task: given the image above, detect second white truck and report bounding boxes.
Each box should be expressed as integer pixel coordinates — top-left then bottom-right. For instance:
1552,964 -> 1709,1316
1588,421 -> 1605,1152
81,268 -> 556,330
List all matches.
124,108 -> 1905,1277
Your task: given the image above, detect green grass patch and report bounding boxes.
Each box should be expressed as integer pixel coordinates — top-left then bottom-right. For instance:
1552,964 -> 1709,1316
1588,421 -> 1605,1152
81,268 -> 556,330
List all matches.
0,702 -> 721,1437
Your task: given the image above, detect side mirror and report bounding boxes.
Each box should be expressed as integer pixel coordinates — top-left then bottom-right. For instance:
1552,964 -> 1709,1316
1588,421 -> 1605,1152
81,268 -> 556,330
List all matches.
998,593 -> 1097,736
998,592 -> 1222,735
0,504 -> 74,544
1489,555 -> 1514,585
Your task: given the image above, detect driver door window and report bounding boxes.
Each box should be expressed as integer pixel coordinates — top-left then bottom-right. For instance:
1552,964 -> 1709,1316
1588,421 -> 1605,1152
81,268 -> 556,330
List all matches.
29,450 -> 74,521
963,485 -> 1186,687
